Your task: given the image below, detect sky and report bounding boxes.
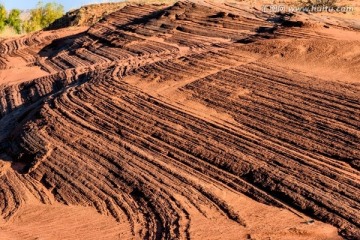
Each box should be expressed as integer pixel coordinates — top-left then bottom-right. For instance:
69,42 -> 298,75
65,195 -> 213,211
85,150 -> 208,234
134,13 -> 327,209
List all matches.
0,0 -> 125,11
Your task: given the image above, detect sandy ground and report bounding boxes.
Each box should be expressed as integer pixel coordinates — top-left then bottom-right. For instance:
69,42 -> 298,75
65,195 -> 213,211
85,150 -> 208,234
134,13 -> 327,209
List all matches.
0,1 -> 359,239
0,161 -> 341,240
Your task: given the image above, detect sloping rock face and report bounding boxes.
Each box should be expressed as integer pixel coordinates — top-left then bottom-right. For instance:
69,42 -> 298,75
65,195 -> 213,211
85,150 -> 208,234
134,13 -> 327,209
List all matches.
47,2 -> 130,30
0,1 -> 359,239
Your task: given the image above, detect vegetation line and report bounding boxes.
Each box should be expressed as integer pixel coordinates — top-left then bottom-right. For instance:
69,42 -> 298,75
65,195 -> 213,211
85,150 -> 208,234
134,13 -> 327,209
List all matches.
0,1 -> 64,35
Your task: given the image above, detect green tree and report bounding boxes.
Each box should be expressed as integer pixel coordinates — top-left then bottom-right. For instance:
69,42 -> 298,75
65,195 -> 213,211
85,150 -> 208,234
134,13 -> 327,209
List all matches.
24,1 -> 64,33
41,2 -> 64,28
24,3 -> 42,32
0,4 -> 7,32
6,9 -> 22,34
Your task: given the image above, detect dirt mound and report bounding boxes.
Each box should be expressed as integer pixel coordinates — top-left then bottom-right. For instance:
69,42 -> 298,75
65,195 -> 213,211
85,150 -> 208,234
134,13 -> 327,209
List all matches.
47,0 -> 177,30
0,1 -> 359,239
47,2 -> 129,30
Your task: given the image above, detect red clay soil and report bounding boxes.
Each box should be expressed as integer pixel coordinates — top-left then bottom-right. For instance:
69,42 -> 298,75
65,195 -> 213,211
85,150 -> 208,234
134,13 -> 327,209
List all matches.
0,1 -> 359,239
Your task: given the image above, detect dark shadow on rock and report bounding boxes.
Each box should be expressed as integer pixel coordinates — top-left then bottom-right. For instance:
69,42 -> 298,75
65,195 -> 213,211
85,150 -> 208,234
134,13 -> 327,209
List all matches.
38,32 -> 87,58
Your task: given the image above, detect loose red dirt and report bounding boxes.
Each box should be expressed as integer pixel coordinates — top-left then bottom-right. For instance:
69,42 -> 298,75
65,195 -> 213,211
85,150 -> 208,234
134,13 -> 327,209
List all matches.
0,1 -> 359,239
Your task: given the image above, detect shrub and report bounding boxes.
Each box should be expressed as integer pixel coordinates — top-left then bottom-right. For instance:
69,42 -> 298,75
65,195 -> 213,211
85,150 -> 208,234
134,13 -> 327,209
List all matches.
0,2 -> 64,35
0,4 -> 6,32
6,9 -> 22,34
41,2 -> 64,28
24,1 -> 64,33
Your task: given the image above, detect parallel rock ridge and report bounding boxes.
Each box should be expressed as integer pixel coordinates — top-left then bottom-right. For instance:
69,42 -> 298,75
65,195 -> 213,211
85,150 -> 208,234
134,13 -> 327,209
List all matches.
0,1 -> 359,239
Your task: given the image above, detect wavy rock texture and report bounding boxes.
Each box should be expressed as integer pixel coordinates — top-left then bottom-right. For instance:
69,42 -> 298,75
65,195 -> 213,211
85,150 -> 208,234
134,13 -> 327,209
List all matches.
0,1 -> 359,239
